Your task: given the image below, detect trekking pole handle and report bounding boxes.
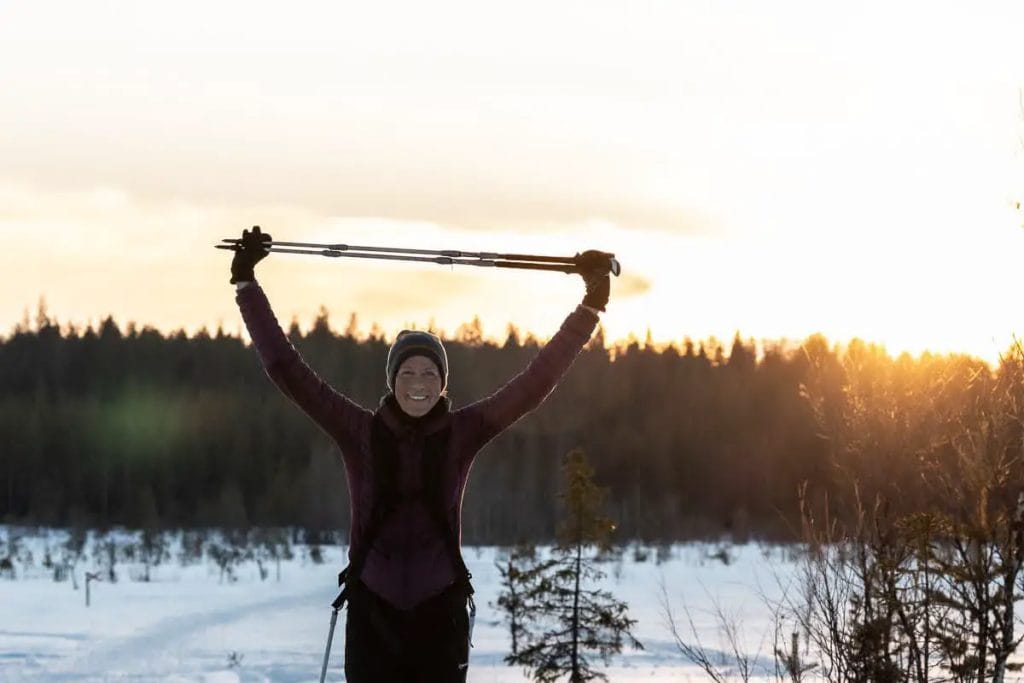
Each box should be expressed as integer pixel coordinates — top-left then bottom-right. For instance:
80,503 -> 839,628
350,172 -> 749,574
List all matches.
571,251 -> 621,277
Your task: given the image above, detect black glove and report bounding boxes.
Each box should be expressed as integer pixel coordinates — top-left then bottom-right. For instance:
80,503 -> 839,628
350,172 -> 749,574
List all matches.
576,250 -> 612,312
230,226 -> 272,284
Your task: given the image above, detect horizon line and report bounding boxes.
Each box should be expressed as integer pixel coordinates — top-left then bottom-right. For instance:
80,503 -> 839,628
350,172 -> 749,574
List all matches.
6,297 -> 1010,367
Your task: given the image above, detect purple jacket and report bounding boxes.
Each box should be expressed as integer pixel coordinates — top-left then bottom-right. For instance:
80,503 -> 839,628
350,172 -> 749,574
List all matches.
236,283 -> 598,609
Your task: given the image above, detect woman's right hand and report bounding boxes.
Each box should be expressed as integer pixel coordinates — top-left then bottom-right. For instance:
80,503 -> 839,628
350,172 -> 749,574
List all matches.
230,225 -> 272,284
576,250 -> 613,312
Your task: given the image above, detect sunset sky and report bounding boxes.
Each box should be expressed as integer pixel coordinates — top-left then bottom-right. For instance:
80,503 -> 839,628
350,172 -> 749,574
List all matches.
2,1 -> 1023,361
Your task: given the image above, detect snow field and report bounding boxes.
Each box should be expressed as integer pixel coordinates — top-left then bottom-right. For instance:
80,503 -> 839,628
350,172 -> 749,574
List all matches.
0,530 -> 801,682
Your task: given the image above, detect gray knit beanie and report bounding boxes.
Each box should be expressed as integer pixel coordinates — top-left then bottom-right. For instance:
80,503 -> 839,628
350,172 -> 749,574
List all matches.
386,330 -> 449,392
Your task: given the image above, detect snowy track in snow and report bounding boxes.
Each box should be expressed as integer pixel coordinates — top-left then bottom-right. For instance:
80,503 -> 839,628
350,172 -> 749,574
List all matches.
68,587 -> 326,679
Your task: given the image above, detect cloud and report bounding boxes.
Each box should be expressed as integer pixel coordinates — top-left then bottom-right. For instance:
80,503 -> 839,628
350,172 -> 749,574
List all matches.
0,133 -> 707,235
613,273 -> 651,298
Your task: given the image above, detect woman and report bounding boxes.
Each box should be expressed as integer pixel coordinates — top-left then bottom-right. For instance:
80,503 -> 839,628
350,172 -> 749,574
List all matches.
230,226 -> 610,682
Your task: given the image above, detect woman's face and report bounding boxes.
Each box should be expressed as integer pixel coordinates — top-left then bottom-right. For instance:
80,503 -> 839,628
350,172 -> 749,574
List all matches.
394,355 -> 444,417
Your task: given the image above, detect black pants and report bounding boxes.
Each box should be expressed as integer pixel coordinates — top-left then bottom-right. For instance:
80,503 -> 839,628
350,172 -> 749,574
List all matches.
344,581 -> 471,682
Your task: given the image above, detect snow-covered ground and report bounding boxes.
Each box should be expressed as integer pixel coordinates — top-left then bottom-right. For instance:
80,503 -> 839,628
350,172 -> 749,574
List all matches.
0,529 -> 802,682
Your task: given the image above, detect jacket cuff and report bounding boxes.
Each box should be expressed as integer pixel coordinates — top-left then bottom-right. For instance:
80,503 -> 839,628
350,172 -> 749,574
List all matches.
565,305 -> 600,336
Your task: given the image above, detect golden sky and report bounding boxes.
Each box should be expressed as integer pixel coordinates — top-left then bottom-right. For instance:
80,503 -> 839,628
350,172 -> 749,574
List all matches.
2,1 -> 1023,360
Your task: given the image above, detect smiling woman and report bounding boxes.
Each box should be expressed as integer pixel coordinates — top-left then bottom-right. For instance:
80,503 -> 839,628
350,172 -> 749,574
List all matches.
227,226 -> 609,681
387,331 -> 448,418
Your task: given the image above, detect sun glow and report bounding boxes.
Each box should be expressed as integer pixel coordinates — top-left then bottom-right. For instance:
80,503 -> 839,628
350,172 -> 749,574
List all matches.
1,1 -> 1023,363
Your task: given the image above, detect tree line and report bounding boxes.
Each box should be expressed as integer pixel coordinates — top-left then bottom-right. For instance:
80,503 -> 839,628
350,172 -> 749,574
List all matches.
0,300 -> 1004,544
663,339 -> 1024,682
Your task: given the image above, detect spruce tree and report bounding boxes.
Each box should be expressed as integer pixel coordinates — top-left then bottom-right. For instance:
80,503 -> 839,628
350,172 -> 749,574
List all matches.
507,448 -> 642,682
495,542 -> 541,657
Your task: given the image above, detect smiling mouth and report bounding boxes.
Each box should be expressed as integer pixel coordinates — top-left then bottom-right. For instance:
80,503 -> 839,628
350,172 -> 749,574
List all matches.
407,394 -> 429,402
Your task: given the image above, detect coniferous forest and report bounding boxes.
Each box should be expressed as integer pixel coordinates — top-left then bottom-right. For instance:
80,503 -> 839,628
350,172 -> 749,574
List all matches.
0,300 -> 999,544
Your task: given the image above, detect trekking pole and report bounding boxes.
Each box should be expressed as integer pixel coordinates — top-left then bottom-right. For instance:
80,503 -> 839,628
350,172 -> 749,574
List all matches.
319,606 -> 340,683
320,573 -> 350,683
215,238 -> 621,276
221,238 -> 581,263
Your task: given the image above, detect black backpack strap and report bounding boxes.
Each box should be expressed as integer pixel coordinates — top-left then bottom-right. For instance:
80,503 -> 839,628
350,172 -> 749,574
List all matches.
330,566 -> 349,610
331,416 -> 400,610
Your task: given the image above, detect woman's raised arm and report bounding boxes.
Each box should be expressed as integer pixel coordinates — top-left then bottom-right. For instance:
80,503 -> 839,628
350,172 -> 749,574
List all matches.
458,250 -> 611,453
231,227 -> 369,457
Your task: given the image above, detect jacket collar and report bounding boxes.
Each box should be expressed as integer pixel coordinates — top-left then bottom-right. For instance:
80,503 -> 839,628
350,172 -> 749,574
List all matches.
376,393 -> 452,438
